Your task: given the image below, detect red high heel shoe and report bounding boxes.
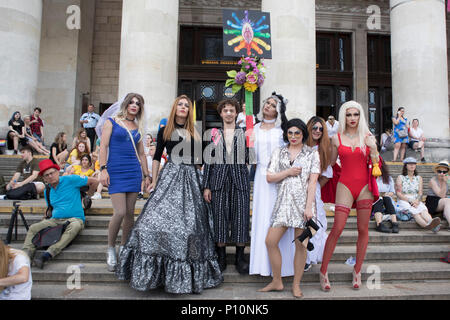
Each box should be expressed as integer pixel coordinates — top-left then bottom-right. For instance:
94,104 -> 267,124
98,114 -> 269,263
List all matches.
352,269 -> 361,290
319,272 -> 331,292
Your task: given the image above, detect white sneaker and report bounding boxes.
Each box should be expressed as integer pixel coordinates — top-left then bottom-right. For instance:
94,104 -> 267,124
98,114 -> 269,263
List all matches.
91,192 -> 102,200
0,195 -> 6,200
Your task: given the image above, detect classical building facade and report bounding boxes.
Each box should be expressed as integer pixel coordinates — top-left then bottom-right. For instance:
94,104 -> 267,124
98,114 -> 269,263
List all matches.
0,0 -> 449,160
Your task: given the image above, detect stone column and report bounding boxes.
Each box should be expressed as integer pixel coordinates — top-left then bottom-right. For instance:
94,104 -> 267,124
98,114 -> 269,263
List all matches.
260,0 -> 316,122
119,0 -> 179,132
390,0 -> 450,160
0,0 -> 42,129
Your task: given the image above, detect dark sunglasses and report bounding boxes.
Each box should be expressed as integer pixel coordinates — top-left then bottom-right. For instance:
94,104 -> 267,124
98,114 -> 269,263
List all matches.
346,113 -> 360,117
312,126 -> 323,132
129,100 -> 141,106
437,170 -> 448,174
287,130 -> 301,136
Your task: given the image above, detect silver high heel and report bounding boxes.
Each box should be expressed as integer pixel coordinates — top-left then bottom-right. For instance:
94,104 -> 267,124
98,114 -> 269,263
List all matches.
106,246 -> 117,272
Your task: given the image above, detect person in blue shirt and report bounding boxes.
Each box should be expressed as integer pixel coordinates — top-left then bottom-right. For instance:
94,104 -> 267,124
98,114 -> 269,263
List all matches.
22,159 -> 98,269
80,104 -> 101,149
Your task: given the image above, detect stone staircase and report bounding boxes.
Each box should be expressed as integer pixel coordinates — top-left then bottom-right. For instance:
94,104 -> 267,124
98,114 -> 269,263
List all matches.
1,199 -> 449,300
0,155 -> 449,300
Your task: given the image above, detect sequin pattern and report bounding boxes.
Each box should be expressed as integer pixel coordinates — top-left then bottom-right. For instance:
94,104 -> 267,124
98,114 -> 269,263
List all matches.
267,146 -> 321,229
116,161 -> 223,294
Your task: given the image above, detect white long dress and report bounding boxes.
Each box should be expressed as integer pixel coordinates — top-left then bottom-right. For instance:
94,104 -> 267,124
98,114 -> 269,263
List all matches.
249,123 -> 295,277
306,146 -> 332,265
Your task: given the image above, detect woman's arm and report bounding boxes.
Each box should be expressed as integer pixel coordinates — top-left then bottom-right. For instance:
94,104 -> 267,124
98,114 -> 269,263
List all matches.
99,120 -> 112,187
429,178 -> 446,198
266,167 -> 300,184
305,173 -> 320,220
330,136 -> 339,166
0,266 -> 29,287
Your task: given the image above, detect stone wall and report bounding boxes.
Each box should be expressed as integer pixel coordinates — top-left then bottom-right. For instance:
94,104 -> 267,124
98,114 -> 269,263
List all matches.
90,0 -> 122,108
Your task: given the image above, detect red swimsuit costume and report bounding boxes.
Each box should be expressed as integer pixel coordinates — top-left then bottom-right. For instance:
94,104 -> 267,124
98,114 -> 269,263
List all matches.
320,134 -> 373,276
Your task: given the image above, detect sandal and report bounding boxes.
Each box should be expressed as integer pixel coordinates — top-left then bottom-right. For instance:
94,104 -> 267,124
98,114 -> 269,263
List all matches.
352,269 -> 362,290
319,272 -> 331,292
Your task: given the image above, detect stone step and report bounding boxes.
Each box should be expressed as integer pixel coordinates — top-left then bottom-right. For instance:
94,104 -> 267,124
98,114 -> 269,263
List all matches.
29,277 -> 450,300
3,227 -> 449,244
8,242 -> 449,264
2,213 -> 444,231
23,260 -> 450,285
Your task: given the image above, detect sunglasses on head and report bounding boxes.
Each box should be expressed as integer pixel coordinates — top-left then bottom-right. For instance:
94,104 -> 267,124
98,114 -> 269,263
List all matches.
312,126 -> 323,132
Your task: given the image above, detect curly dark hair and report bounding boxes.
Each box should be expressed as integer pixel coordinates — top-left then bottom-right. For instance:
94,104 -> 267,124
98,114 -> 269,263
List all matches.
216,98 -> 242,115
283,118 -> 308,144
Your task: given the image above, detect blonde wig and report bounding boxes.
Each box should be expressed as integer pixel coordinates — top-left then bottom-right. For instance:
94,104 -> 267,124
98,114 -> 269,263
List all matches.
338,100 -> 371,155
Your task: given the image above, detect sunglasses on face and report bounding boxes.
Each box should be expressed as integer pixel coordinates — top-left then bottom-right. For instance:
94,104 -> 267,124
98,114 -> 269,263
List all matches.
437,170 -> 448,174
312,126 -> 323,132
129,100 -> 141,107
287,130 -> 302,137
346,113 -> 360,117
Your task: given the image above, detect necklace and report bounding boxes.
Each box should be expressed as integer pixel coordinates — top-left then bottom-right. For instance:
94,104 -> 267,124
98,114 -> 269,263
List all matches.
263,118 -> 276,124
125,117 -> 135,122
344,132 -> 357,139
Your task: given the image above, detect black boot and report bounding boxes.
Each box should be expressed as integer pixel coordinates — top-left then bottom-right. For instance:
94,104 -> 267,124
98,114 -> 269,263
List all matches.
375,222 -> 392,233
216,246 -> 227,272
235,246 -> 249,275
391,221 -> 400,233
33,251 -> 52,269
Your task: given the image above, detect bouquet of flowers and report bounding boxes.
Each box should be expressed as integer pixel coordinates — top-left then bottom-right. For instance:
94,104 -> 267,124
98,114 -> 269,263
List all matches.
226,56 -> 265,93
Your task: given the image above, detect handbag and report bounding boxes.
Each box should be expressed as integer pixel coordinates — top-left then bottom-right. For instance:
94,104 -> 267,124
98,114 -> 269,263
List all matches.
31,221 -> 70,249
397,127 -> 408,138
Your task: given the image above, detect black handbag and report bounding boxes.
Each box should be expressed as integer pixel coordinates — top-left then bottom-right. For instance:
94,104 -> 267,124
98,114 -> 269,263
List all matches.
31,221 -> 70,249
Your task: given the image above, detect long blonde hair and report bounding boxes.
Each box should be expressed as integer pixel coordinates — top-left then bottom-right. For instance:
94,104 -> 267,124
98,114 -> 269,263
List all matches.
0,240 -> 15,291
163,95 -> 200,142
338,100 -> 371,155
115,93 -> 146,142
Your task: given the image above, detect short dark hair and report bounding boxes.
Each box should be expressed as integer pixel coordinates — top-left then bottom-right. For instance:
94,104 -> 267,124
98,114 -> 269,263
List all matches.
88,104 -> 95,108
217,98 -> 241,115
34,107 -> 42,113
19,145 -> 34,155
283,118 -> 308,143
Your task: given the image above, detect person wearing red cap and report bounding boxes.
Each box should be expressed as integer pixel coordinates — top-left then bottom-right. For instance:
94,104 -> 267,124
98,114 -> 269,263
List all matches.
21,159 -> 98,269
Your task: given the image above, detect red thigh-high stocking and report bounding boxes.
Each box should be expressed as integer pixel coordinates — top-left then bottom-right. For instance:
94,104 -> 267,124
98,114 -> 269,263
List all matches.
354,199 -> 373,274
320,204 -> 351,275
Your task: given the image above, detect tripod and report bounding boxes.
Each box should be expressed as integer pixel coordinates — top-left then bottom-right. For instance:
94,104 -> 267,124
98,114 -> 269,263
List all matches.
5,201 -> 29,244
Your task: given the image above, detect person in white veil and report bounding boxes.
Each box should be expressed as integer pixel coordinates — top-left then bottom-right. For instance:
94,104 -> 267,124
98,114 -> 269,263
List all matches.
249,92 -> 296,278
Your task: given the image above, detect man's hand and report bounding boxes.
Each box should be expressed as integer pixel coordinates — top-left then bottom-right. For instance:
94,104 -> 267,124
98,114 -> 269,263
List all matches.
203,189 -> 212,203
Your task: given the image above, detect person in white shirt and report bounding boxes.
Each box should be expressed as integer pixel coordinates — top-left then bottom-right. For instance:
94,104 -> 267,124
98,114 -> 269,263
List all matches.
0,240 -> 32,300
236,103 -> 255,129
326,116 -> 339,138
380,128 -> 393,153
408,119 -> 426,162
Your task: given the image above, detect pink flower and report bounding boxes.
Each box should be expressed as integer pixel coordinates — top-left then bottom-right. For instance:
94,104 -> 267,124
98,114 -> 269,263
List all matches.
246,72 -> 258,84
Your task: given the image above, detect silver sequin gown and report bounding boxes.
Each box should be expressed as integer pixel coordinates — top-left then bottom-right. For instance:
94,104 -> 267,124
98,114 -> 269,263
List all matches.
267,145 -> 321,229
116,161 -> 224,294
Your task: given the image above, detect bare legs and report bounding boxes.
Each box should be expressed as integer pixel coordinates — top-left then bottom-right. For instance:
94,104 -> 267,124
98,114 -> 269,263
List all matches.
393,142 -> 406,162
259,227 -> 306,298
108,192 -> 138,247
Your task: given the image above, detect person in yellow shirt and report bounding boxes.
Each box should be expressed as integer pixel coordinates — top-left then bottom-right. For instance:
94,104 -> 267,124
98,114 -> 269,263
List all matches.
69,154 -> 95,177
